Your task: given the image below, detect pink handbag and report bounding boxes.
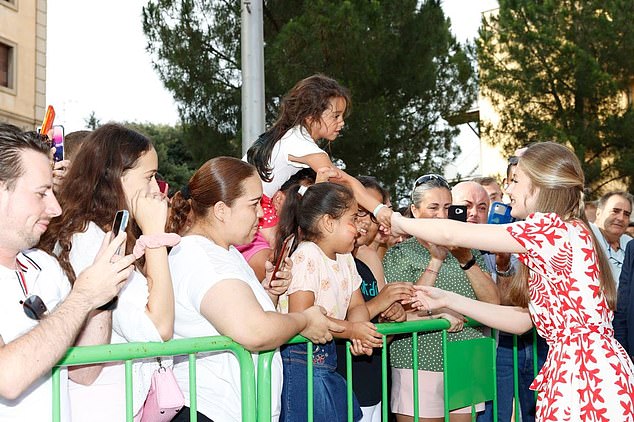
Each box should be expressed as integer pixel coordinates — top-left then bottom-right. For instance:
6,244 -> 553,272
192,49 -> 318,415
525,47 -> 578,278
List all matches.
136,359 -> 185,422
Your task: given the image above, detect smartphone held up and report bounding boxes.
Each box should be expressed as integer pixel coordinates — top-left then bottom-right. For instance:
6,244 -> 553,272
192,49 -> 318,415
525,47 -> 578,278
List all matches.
97,210 -> 129,312
487,202 -> 514,225
448,205 -> 467,222
51,125 -> 64,162
272,234 -> 296,281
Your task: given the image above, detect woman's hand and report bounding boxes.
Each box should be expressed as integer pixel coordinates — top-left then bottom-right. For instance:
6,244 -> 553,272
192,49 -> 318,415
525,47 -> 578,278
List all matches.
263,258 -> 293,296
51,158 -> 71,194
407,285 -> 451,314
432,312 -> 465,333
376,205 -> 392,229
299,306 -> 344,344
130,189 -> 169,234
420,240 -> 448,261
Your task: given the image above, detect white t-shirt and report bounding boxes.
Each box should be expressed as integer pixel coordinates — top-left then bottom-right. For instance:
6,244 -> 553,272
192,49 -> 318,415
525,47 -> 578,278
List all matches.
64,222 -> 162,420
243,125 -> 326,198
0,249 -> 71,421
169,235 -> 283,422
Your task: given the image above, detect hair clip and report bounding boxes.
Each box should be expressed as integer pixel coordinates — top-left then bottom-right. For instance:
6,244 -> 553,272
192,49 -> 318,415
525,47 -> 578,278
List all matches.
298,185 -> 308,196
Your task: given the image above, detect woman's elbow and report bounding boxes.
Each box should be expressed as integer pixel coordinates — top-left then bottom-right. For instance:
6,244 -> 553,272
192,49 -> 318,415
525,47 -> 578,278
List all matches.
156,322 -> 174,342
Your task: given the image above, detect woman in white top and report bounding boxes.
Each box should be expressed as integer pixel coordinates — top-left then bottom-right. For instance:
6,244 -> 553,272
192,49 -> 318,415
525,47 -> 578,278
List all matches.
167,156 -> 341,422
39,123 -> 175,420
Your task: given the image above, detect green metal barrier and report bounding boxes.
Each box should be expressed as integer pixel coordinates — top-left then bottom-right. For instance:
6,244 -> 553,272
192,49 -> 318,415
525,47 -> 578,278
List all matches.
51,322 -> 540,422
52,336 -> 256,422
256,318 -> 493,422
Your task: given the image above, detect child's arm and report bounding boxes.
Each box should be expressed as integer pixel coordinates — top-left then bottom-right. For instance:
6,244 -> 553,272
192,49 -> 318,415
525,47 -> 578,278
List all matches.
288,290 -> 383,353
290,152 -> 393,227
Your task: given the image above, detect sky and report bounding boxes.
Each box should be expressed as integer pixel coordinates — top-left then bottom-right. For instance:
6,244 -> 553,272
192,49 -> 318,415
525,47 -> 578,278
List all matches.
46,0 -> 498,132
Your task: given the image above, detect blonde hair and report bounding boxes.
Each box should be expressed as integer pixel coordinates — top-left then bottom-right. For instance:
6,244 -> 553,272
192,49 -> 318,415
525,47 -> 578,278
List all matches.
509,142 -> 616,310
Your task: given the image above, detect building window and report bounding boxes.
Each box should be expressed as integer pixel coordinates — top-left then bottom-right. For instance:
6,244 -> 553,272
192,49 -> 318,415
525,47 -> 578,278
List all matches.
0,42 -> 14,89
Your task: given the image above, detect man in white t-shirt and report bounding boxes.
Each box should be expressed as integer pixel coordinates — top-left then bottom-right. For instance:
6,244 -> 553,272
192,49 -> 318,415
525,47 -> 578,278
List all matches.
0,125 -> 135,421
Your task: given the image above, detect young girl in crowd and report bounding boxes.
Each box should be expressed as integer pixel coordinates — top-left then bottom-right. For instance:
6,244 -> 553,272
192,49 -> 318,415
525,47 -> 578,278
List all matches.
39,123 -> 177,420
397,142 -> 634,421
275,182 -> 384,422
246,74 -> 392,249
166,157 -> 340,422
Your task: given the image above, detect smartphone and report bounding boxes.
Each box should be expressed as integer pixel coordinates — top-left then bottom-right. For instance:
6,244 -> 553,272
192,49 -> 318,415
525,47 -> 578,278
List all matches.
51,125 -> 64,162
40,105 -> 55,138
448,205 -> 467,222
97,210 -> 130,311
157,179 -> 169,197
488,202 -> 514,224
271,234 -> 295,281
111,209 -> 130,254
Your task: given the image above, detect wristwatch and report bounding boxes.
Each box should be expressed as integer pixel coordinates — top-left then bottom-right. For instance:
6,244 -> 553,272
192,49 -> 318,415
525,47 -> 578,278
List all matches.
495,264 -> 515,277
460,255 -> 477,271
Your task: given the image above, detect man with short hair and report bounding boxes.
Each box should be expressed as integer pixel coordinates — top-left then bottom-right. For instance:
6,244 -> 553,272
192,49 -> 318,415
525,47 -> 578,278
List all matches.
0,124 -> 135,420
591,191 -> 633,289
472,176 -> 503,204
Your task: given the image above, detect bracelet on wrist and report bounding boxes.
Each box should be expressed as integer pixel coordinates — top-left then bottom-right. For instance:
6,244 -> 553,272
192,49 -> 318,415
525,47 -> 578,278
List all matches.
495,264 -> 515,277
460,255 -> 477,271
372,203 -> 387,218
425,268 -> 439,276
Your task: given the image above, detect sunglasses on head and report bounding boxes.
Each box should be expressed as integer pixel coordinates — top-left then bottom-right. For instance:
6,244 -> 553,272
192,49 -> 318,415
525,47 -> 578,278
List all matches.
20,295 -> 47,320
411,174 -> 450,200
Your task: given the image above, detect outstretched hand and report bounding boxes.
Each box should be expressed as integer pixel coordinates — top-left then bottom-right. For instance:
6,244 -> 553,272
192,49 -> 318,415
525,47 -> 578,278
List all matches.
406,285 -> 451,315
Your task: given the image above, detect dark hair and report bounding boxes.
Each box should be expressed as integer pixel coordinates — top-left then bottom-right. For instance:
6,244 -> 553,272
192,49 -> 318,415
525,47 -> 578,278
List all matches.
279,168 -> 316,193
597,191 -> 634,211
274,182 -> 354,262
64,130 -> 92,161
39,123 -> 154,283
357,175 -> 389,204
247,74 -> 351,182
0,124 -> 50,190
168,156 -> 257,235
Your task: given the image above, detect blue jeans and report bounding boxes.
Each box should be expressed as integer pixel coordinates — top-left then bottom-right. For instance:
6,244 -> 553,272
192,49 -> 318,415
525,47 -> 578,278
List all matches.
280,341 -> 362,422
478,331 -> 548,422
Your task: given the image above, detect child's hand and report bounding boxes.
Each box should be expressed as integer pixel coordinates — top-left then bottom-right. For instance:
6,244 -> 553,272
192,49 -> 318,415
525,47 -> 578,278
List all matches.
299,306 -> 344,344
349,338 -> 373,356
350,321 -> 383,350
380,302 -> 406,322
315,167 -> 341,183
375,282 -> 415,311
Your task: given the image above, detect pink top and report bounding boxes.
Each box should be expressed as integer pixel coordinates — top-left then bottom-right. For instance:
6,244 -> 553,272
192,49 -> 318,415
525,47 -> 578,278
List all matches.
507,213 -> 634,421
282,241 -> 361,319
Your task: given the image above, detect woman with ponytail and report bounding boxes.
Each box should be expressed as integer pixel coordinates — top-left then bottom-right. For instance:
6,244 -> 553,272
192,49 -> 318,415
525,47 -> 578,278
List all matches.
395,142 -> 634,421
166,156 -> 341,422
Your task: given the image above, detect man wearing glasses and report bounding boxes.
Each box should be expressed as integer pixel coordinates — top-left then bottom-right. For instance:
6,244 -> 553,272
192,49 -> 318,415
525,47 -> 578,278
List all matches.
590,191 -> 633,289
0,125 -> 135,420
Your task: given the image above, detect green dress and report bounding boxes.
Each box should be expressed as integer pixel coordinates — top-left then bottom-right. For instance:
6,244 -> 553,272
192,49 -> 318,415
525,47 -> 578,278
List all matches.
383,236 -> 488,371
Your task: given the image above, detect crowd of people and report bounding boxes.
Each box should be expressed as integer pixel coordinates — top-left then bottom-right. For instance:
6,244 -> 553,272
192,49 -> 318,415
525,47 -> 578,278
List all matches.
0,73 -> 633,422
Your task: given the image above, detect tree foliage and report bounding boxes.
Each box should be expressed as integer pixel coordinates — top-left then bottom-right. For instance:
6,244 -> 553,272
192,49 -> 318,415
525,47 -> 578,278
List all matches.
125,122 -> 197,194
143,0 -> 476,198
477,0 -> 634,195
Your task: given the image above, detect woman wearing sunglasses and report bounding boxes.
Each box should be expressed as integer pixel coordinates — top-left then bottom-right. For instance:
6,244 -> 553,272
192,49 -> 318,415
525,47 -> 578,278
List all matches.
383,173 -> 499,422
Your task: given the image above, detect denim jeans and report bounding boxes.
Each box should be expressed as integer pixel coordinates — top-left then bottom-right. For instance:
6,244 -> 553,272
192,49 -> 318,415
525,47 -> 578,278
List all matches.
280,341 -> 362,422
478,332 -> 548,422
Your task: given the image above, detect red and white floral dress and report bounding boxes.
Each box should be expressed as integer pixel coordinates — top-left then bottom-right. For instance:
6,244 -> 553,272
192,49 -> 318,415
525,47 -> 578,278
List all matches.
507,213 -> 634,421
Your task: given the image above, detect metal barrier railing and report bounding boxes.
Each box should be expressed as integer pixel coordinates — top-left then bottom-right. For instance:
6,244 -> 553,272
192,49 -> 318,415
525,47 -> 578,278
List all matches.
257,318 -> 495,422
52,336 -> 256,422
52,321 -> 540,422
